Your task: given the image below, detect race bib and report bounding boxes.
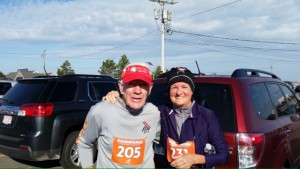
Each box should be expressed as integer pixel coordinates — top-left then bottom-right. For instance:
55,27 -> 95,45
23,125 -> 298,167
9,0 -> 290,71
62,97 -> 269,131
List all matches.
166,137 -> 195,162
111,137 -> 145,166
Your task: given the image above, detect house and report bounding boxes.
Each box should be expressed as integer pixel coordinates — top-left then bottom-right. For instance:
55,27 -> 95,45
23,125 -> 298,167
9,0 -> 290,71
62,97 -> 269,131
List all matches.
6,69 -> 56,80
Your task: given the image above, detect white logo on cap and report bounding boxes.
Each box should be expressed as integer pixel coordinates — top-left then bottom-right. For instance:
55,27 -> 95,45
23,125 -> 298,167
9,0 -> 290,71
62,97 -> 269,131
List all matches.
130,67 -> 137,72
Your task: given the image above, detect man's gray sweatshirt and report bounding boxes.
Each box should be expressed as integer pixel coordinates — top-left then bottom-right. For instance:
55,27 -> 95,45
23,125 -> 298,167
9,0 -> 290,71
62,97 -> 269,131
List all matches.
76,100 -> 160,168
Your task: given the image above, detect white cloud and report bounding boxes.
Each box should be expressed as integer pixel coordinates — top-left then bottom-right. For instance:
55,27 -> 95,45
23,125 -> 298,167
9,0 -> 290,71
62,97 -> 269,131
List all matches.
0,0 -> 300,80
0,0 -> 154,44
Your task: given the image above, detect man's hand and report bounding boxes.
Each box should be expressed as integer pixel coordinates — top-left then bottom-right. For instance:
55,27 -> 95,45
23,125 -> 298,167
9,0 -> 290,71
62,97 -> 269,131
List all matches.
102,90 -> 119,103
85,164 -> 94,169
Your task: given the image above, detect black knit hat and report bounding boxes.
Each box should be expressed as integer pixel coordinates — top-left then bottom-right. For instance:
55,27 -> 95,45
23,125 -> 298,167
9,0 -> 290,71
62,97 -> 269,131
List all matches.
167,67 -> 195,92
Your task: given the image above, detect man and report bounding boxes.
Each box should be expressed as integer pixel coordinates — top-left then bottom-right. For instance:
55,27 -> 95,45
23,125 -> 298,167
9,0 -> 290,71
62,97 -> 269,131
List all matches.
76,63 -> 160,168
103,67 -> 229,168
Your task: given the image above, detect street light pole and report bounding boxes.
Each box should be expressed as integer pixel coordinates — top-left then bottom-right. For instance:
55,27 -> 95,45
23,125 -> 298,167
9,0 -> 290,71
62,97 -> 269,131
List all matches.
149,0 -> 177,72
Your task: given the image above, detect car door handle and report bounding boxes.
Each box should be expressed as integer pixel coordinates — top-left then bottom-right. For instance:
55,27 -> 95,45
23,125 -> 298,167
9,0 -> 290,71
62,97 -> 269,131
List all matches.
283,129 -> 291,135
78,99 -> 86,102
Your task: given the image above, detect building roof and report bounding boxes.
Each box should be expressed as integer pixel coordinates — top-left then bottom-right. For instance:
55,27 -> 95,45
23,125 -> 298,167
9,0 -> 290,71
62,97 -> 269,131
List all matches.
6,68 -> 56,80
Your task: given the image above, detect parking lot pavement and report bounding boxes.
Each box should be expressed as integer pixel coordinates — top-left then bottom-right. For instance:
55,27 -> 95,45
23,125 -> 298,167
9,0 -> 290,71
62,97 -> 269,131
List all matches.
0,153 -> 30,168
0,153 -> 61,168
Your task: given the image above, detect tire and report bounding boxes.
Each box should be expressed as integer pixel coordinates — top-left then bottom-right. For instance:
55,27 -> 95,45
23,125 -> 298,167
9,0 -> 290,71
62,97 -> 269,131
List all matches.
59,131 -> 98,168
59,131 -> 81,169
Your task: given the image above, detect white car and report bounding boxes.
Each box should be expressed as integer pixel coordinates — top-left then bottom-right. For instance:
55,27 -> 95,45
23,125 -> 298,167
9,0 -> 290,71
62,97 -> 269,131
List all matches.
0,79 -> 16,98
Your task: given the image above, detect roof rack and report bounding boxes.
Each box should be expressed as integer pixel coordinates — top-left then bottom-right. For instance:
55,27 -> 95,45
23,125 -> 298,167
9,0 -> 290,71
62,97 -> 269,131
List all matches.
231,68 -> 281,80
34,75 -> 60,78
61,74 -> 115,79
0,77 -> 13,80
33,74 -> 116,80
155,70 -> 204,79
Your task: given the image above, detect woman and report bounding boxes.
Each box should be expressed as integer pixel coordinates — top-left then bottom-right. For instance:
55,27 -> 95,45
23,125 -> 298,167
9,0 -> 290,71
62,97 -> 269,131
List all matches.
156,67 -> 228,168
104,67 -> 228,168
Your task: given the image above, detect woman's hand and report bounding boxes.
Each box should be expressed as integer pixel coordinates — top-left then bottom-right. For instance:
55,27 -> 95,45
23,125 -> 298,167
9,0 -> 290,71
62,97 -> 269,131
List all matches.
102,90 -> 120,103
170,154 -> 205,169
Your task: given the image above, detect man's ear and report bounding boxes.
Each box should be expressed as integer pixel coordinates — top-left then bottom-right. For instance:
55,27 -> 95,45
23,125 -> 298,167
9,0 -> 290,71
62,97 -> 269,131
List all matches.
118,80 -> 124,94
148,84 -> 153,96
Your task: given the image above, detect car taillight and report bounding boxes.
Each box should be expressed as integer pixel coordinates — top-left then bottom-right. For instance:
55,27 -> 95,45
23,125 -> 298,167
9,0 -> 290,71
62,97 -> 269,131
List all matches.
237,133 -> 264,168
20,103 -> 54,117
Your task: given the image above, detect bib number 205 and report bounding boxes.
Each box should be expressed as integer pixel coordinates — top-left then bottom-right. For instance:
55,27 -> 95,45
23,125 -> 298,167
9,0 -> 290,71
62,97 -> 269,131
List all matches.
116,146 -> 141,158
112,137 -> 145,166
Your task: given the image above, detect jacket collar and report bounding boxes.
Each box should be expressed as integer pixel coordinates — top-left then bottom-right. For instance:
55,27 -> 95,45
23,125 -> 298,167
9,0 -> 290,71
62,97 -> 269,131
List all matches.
167,101 -> 201,119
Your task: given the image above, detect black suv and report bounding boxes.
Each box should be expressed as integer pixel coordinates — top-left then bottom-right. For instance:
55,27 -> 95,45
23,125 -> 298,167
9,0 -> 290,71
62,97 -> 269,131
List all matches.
150,69 -> 300,168
0,74 -> 118,168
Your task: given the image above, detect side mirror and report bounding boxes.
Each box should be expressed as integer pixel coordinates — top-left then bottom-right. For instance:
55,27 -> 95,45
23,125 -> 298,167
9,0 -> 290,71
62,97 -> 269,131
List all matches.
290,114 -> 300,122
295,85 -> 300,93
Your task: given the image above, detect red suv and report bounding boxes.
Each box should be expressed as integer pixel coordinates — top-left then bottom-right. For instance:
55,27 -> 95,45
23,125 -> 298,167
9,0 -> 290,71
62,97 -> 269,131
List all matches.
149,68 -> 300,168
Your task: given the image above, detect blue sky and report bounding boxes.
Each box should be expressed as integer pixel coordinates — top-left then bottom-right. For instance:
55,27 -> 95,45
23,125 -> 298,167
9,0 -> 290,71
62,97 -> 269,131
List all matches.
0,0 -> 300,81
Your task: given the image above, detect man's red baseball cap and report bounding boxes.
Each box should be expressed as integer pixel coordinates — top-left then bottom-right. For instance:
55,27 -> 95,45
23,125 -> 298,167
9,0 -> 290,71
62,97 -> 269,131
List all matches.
121,63 -> 152,85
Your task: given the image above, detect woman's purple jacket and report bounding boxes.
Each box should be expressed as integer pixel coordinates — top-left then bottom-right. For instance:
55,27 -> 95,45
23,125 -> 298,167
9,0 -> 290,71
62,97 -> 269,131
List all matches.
157,103 -> 229,168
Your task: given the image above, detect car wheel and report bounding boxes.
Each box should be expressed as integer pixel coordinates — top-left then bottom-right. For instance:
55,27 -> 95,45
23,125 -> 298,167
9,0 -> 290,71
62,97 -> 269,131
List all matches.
59,131 -> 81,169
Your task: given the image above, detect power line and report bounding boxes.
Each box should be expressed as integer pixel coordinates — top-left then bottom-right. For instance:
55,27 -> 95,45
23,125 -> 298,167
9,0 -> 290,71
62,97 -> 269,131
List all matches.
175,0 -> 242,20
173,30 -> 300,45
0,29 -> 159,59
166,38 -> 300,52
70,29 -> 158,58
165,39 -> 300,61
0,51 -> 40,55
170,25 -> 300,60
167,25 -> 300,59
167,39 -> 300,63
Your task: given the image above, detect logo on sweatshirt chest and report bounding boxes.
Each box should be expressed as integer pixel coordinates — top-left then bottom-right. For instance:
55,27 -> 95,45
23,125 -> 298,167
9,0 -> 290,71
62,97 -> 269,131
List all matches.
142,121 -> 151,133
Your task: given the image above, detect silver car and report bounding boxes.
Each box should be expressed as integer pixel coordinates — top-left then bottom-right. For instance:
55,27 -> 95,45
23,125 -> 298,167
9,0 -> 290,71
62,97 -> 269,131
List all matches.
0,79 -> 16,98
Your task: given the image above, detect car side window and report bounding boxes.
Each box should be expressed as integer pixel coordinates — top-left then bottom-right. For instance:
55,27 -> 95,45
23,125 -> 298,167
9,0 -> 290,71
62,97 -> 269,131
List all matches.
267,83 -> 292,117
88,82 -> 118,101
250,83 -> 275,120
3,81 -> 48,106
49,82 -> 77,102
280,84 -> 300,115
195,84 -> 235,133
149,83 -> 236,132
0,82 -> 12,95
148,83 -> 171,106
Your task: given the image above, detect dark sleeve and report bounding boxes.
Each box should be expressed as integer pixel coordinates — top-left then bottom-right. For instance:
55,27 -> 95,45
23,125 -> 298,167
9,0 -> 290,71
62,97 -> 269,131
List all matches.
154,104 -> 172,168
204,110 -> 229,168
153,131 -> 171,168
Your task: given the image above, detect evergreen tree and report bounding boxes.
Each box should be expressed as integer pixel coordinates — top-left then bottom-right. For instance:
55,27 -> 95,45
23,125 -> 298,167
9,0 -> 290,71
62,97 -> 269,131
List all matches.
114,54 -> 129,77
0,71 -> 5,78
57,60 -> 75,76
98,59 -> 117,77
152,66 -> 163,78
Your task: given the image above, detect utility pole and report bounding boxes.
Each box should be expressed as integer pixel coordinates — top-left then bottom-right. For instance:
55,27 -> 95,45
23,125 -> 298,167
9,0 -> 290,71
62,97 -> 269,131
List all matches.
41,49 -> 48,76
270,65 -> 273,73
149,0 -> 177,72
